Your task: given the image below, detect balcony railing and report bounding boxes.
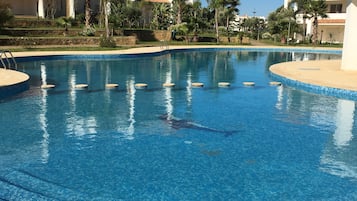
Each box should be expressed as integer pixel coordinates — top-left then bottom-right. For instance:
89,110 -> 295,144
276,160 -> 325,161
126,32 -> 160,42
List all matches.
327,13 -> 347,20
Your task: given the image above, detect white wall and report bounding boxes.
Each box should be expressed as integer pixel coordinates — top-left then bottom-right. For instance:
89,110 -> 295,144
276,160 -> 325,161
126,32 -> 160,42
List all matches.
341,0 -> 357,70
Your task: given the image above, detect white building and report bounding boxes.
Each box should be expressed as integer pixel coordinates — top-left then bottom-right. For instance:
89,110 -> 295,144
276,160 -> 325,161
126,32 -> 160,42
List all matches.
2,0 -> 101,19
286,0 -> 347,43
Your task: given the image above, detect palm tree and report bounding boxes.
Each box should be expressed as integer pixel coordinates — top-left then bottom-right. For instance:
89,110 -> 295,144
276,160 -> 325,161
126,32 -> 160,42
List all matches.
208,0 -> 239,43
103,0 -> 110,38
181,1 -> 202,40
208,0 -> 222,43
125,2 -> 142,28
267,6 -> 297,43
292,0 -> 309,39
85,0 -> 91,28
111,0 -> 127,25
224,0 -> 240,42
173,0 -> 187,24
151,3 -> 171,30
304,0 -> 327,45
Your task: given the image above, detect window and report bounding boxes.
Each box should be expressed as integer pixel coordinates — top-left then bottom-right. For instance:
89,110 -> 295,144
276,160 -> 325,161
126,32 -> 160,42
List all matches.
330,4 -> 343,13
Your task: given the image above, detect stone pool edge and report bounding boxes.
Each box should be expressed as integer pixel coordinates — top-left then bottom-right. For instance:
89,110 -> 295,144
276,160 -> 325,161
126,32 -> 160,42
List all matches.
269,60 -> 357,101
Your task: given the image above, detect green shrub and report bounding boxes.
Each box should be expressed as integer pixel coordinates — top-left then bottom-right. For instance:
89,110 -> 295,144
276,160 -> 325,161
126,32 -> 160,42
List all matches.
0,1 -> 13,28
81,26 -> 96,36
262,32 -> 272,39
99,36 -> 116,48
171,23 -> 188,36
56,17 -> 72,31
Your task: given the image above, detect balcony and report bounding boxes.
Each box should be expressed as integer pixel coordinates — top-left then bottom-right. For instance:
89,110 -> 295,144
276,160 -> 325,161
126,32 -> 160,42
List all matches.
327,13 -> 347,20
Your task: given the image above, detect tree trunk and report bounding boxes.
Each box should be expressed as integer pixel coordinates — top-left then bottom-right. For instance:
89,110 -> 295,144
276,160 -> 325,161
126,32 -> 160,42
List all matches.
85,0 -> 91,28
105,0 -> 110,38
313,16 -> 318,45
226,16 -> 230,43
302,12 -> 307,40
177,5 -> 182,24
215,9 -> 219,43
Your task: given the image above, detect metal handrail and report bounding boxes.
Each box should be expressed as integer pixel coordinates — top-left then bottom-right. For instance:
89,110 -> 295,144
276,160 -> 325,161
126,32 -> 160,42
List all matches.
0,50 -> 17,70
160,40 -> 169,50
0,52 -> 7,69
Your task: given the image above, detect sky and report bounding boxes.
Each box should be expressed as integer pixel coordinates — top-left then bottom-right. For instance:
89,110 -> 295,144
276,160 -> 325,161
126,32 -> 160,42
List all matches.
201,0 -> 283,18
238,0 -> 283,17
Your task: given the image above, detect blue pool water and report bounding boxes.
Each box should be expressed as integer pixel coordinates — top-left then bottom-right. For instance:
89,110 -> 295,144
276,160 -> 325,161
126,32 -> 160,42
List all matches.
1,49 -> 357,200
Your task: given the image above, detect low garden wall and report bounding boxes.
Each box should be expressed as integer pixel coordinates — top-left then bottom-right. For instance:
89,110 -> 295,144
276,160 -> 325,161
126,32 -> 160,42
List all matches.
0,28 -> 83,37
123,30 -> 170,41
0,28 -> 170,45
0,36 -> 136,46
219,36 -> 250,44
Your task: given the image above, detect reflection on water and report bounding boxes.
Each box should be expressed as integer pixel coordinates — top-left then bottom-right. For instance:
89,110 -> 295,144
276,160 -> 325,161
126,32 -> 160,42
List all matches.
265,51 -> 341,70
275,85 -> 284,110
291,52 -> 341,61
4,50 -> 357,199
164,64 -> 174,120
125,77 -> 136,140
186,71 -> 192,107
66,64 -> 98,139
39,64 -> 49,164
334,100 -> 355,147
273,82 -> 357,180
320,99 -> 357,179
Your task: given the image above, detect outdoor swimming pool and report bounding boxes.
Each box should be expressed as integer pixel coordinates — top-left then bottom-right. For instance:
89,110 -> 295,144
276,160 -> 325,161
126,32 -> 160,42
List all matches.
1,49 -> 357,200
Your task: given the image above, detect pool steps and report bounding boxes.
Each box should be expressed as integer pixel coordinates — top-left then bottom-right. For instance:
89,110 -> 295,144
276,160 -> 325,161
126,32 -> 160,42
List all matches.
163,83 -> 175,87
74,84 -> 88,89
191,82 -> 204,88
40,84 -> 55,89
134,83 -> 148,89
0,169 -> 92,200
105,83 -> 119,88
243,82 -> 255,86
218,82 -> 230,87
269,81 -> 282,86
40,81 -> 282,90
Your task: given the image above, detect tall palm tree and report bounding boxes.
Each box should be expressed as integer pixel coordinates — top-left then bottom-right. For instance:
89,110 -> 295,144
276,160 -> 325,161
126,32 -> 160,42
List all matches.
292,0 -> 309,39
151,3 -> 171,30
208,0 -> 239,43
103,0 -> 110,38
208,0 -> 222,43
181,1 -> 202,41
224,0 -> 240,42
305,0 -> 327,45
85,0 -> 91,28
267,6 -> 297,43
173,0 -> 187,24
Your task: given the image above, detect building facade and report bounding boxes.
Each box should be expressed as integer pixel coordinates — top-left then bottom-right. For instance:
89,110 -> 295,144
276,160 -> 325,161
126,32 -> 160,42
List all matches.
3,0 -> 101,19
318,0 -> 347,43
286,0 -> 347,43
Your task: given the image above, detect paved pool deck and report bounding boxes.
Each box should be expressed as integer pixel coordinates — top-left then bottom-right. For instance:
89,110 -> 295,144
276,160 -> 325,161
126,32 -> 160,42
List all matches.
270,59 -> 357,92
0,68 -> 29,87
1,45 -> 355,94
